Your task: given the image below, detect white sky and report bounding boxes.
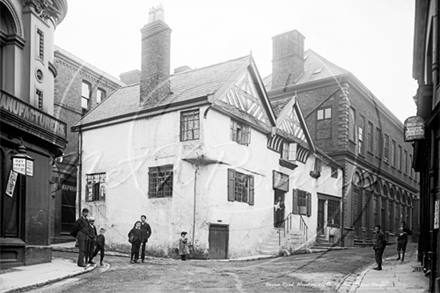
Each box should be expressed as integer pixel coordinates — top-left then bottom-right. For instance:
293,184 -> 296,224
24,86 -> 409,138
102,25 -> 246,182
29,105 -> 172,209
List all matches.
55,0 -> 417,123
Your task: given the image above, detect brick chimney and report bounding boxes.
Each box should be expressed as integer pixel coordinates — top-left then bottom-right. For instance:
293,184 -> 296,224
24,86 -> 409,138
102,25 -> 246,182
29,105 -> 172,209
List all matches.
140,5 -> 171,107
120,69 -> 141,85
271,30 -> 305,90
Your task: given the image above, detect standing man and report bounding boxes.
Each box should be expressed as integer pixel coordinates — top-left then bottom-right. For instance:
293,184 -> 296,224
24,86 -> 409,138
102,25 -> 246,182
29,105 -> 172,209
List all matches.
396,221 -> 412,261
373,225 -> 387,270
140,215 -> 152,263
71,208 -> 91,267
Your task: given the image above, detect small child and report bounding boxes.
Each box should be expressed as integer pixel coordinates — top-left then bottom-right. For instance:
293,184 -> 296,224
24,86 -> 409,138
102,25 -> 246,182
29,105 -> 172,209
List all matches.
90,228 -> 106,266
179,231 -> 190,261
128,221 -> 142,264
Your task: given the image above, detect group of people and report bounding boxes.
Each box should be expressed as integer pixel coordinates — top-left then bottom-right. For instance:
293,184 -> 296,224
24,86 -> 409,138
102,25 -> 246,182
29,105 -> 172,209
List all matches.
372,221 -> 412,271
71,208 -> 106,267
127,215 -> 152,264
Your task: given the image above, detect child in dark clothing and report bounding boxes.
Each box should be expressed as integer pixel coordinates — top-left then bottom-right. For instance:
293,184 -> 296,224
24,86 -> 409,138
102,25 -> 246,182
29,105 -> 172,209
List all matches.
90,228 -> 106,266
128,221 -> 143,264
179,231 -> 190,261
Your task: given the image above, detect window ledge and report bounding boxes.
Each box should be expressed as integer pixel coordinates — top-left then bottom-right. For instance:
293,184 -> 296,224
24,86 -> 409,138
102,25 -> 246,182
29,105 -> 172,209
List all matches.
279,158 -> 298,170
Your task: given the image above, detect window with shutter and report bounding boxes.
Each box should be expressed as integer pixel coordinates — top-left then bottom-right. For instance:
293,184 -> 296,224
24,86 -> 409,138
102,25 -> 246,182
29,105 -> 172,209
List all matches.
230,119 -> 251,146
248,175 -> 254,205
307,192 -> 311,217
288,143 -> 297,161
227,169 -> 235,202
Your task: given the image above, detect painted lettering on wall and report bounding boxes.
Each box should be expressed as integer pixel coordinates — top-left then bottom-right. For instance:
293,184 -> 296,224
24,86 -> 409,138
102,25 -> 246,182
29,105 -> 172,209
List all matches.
0,91 -> 67,138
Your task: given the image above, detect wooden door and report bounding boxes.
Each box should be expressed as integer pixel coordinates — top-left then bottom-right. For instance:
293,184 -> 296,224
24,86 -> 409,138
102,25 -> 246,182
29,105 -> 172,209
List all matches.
209,225 -> 228,259
61,190 -> 76,234
317,199 -> 325,235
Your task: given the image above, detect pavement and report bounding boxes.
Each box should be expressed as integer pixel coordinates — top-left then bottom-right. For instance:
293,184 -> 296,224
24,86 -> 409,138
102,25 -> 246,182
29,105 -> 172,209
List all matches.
337,246 -> 429,293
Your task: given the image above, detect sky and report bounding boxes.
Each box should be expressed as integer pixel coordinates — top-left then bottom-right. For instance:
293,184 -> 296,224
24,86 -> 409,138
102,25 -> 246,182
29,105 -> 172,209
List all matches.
55,0 -> 417,123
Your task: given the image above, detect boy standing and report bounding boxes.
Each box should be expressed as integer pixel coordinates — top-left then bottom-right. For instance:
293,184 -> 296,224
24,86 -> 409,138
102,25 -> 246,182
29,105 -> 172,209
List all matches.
179,231 -> 190,261
90,228 -> 106,266
396,221 -> 412,261
140,215 -> 152,263
373,225 -> 387,270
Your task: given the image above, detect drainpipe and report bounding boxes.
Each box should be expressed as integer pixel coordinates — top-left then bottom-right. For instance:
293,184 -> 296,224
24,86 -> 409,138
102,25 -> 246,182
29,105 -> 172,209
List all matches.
77,131 -> 82,218
192,165 -> 199,244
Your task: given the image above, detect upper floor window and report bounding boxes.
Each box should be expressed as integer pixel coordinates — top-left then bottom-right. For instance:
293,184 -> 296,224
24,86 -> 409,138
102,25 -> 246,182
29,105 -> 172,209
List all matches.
391,140 -> 396,167
227,169 -> 254,205
404,150 -> 408,174
37,29 -> 44,61
97,88 -> 106,104
36,89 -> 43,110
316,107 -> 332,139
86,173 -> 106,202
180,109 -> 200,141
409,154 -> 414,178
149,165 -> 173,198
81,81 -> 91,111
231,119 -> 250,146
348,107 -> 356,142
358,116 -> 365,155
317,107 -> 331,120
376,128 -> 382,158
292,189 -> 311,216
367,122 -> 374,153
281,141 -> 297,161
383,134 -> 389,162
398,145 -> 402,171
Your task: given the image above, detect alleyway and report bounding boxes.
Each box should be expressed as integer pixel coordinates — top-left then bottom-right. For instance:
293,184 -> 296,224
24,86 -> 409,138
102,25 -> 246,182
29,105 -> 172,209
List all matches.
24,244 -> 406,293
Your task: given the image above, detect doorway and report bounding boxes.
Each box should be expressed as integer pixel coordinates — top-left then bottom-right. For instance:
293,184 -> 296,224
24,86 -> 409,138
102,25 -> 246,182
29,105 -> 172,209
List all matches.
317,199 -> 325,236
209,224 -> 228,259
274,190 -> 285,228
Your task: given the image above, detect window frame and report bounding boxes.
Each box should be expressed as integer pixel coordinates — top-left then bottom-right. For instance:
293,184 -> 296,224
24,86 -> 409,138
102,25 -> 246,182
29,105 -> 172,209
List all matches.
348,107 -> 356,143
292,189 -> 311,217
404,149 -> 408,175
367,121 -> 374,154
327,199 -> 341,227
180,109 -> 200,142
358,115 -> 365,155
375,127 -> 382,158
391,140 -> 396,167
97,88 -> 106,104
148,165 -> 174,198
85,172 -> 106,202
230,119 -> 251,146
383,134 -> 389,163
398,145 -> 402,172
227,168 -> 254,205
81,81 -> 92,112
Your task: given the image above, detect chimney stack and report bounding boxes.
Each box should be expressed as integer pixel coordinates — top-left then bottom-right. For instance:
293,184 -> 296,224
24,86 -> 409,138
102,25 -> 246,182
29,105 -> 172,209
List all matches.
140,5 -> 171,107
271,30 -> 305,90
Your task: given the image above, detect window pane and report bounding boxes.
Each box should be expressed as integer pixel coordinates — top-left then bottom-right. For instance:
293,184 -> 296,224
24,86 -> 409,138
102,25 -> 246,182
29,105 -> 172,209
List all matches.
324,108 -> 331,119
317,110 -> 323,120
97,89 -> 106,103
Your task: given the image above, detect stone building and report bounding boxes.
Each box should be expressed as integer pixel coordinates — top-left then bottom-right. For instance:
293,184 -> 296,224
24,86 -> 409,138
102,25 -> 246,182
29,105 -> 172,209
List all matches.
265,30 -> 420,247
50,46 -> 122,242
412,1 -> 440,291
0,0 -> 68,267
72,7 -> 343,259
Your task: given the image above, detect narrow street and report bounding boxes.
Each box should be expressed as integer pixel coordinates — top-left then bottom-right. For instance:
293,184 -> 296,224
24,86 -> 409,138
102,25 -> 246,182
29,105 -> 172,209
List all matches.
25,244 -> 404,293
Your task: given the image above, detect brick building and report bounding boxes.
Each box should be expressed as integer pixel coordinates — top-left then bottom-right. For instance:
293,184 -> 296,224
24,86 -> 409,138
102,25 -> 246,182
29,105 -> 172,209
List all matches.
412,1 -> 440,291
51,46 -> 122,241
266,30 -> 420,247
1,0 -> 68,267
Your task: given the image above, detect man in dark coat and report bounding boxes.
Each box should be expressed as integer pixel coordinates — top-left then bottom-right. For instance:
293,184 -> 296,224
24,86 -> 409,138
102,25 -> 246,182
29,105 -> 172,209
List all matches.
396,221 -> 412,261
71,208 -> 91,267
373,224 -> 387,270
140,215 -> 152,263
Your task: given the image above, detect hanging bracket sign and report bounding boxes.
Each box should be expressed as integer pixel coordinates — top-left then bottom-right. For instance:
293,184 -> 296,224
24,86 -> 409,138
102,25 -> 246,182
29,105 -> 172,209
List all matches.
404,116 -> 425,142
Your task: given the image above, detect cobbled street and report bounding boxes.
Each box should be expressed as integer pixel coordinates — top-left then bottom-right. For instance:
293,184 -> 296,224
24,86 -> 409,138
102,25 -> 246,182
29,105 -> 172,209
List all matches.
25,244 -> 406,293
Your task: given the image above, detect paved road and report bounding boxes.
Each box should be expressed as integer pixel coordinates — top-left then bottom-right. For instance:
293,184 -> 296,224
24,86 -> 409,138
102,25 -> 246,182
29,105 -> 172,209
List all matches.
26,244 -> 402,293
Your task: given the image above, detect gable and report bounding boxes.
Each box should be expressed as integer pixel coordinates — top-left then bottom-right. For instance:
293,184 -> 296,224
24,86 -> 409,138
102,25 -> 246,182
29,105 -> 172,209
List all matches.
275,96 -> 316,152
216,67 -> 273,129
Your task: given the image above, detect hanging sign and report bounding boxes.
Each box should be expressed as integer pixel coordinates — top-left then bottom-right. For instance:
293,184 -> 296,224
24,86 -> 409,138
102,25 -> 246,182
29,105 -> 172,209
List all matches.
26,160 -> 34,177
273,171 -> 289,191
404,116 -> 425,142
6,170 -> 18,197
12,158 -> 26,175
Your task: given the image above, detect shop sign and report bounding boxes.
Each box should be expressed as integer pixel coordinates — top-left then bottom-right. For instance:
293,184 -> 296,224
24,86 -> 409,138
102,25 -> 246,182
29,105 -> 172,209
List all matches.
404,116 -> 425,142
13,158 -> 26,175
273,171 -> 289,192
0,91 -> 67,139
6,171 -> 18,197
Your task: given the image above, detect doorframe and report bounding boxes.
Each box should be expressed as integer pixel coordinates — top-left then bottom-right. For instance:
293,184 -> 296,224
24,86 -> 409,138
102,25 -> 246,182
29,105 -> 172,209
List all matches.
208,224 -> 229,259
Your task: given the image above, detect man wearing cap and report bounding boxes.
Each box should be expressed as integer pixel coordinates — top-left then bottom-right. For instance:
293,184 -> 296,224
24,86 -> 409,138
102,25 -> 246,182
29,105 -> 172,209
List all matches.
71,208 -> 91,267
140,215 -> 152,263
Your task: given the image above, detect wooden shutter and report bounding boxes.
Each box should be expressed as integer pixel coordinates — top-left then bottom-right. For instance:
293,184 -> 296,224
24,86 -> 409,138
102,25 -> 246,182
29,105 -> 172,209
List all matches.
307,192 -> 311,217
292,189 -> 298,214
227,169 -> 235,201
246,126 -> 251,145
288,143 -> 297,161
248,175 -> 254,206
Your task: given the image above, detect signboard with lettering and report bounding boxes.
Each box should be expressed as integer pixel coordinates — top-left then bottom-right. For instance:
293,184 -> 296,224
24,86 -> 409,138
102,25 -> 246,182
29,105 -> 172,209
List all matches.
6,171 -> 18,197
26,160 -> 34,177
0,90 -> 67,139
404,116 -> 425,142
13,158 -> 26,175
273,171 -> 289,192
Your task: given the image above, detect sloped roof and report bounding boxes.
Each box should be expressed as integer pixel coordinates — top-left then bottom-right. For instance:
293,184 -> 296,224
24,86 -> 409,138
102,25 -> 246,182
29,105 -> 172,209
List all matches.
263,49 -> 349,91
73,56 -> 250,128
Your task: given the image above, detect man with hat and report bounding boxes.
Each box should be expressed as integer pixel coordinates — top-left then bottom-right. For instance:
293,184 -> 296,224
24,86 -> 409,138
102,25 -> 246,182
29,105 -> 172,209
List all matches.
71,208 -> 91,267
139,215 -> 152,263
87,217 -> 98,264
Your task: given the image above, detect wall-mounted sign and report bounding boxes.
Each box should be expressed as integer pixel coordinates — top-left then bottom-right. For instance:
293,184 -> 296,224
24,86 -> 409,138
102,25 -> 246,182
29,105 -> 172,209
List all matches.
13,158 -> 26,175
273,171 -> 289,192
404,116 -> 425,142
